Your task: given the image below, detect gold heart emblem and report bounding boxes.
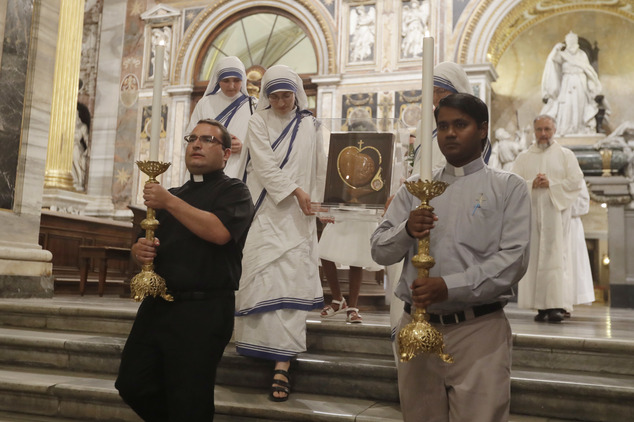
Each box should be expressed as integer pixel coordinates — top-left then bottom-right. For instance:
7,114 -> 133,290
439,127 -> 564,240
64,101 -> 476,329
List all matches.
337,140 -> 384,191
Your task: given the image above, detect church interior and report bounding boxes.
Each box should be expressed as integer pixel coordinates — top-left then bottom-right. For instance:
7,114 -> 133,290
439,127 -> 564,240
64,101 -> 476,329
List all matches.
0,0 -> 633,421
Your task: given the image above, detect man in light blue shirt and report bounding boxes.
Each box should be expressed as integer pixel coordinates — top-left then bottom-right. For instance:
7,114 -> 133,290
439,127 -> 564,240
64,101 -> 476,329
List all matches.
371,93 -> 531,422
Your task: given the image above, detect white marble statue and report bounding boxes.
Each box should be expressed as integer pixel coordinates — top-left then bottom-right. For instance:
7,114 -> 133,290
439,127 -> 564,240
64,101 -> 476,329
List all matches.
541,31 -> 602,136
151,26 -> 171,78
72,114 -> 89,191
596,121 -> 634,178
349,5 -> 375,62
401,0 -> 429,58
489,128 -> 524,171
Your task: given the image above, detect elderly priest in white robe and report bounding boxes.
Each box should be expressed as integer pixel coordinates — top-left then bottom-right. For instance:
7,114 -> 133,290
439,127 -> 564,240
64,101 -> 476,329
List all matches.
512,114 -> 584,322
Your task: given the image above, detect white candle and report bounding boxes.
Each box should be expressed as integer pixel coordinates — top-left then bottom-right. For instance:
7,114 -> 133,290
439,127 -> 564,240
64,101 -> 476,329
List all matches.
420,37 -> 434,181
149,42 -> 165,161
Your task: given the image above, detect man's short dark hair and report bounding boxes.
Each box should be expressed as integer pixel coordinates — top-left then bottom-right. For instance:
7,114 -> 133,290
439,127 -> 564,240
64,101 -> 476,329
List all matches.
196,119 -> 232,149
434,93 -> 489,149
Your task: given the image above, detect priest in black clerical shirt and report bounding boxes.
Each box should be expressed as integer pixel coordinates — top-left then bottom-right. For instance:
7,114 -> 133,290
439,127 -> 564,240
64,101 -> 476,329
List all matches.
115,119 -> 254,422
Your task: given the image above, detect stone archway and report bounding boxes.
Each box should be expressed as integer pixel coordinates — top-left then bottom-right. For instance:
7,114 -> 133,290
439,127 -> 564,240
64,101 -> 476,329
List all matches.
456,0 -> 634,66
173,0 -> 336,87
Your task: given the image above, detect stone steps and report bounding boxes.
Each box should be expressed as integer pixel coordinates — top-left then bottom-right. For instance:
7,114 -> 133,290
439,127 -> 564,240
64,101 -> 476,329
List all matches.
0,298 -> 137,336
511,368 -> 634,421
0,366 -> 400,422
0,298 -> 633,421
1,362 -> 631,422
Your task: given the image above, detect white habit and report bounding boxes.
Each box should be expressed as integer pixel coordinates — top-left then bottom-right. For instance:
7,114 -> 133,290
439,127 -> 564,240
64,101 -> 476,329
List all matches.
570,181 -> 595,305
186,56 -> 255,179
512,141 -> 583,311
234,66 -> 326,361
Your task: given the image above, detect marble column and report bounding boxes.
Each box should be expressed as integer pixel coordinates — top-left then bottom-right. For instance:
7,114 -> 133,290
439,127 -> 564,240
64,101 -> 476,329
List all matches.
313,74 -> 342,120
0,0 -> 61,297
84,0 -> 127,218
587,176 -> 634,308
43,0 -> 85,191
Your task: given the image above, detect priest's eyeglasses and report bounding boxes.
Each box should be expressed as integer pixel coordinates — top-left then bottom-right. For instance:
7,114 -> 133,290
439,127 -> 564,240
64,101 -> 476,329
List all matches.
184,134 -> 224,147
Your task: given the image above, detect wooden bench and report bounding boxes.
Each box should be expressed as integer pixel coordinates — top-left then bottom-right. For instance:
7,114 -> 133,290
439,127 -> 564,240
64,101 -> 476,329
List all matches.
79,246 -> 132,296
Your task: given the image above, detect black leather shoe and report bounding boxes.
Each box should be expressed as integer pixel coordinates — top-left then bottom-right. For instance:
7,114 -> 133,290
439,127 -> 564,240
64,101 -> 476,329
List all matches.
547,309 -> 565,323
534,309 -> 548,322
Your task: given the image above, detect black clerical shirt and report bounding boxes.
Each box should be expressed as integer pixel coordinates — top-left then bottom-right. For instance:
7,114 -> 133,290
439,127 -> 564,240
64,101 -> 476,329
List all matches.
152,170 -> 254,292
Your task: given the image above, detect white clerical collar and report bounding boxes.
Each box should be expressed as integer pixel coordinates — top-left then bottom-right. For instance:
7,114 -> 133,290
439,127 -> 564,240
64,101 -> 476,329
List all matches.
189,170 -> 224,183
444,157 -> 484,177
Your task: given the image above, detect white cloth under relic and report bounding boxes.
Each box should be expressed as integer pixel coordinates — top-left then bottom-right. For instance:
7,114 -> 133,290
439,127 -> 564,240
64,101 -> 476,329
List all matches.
234,65 -> 326,361
512,141 -> 584,312
319,221 -> 381,271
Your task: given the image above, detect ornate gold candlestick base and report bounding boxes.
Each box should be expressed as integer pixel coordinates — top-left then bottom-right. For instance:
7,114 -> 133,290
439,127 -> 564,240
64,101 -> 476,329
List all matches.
398,179 -> 453,363
130,160 -> 174,302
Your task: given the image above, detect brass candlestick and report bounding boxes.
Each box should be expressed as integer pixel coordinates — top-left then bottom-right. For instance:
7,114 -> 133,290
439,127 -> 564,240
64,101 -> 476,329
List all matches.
130,160 -> 174,302
398,179 -> 453,363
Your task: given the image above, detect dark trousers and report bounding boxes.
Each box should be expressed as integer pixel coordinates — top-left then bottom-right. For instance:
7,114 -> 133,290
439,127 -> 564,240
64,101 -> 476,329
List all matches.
115,293 -> 234,421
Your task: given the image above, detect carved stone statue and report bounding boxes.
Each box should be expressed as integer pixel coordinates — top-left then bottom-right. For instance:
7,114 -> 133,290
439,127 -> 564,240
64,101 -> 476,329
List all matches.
151,26 -> 171,78
72,104 -> 90,191
489,128 -> 524,171
401,0 -> 430,58
349,6 -> 376,62
541,31 -> 602,136
594,94 -> 612,134
596,121 -> 634,178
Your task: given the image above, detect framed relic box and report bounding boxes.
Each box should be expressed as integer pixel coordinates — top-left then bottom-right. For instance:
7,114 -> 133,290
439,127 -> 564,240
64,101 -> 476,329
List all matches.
323,131 -> 395,207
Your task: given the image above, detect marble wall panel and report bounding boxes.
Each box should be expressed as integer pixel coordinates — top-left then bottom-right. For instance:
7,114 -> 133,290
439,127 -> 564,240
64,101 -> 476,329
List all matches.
84,0 -> 126,216
341,93 -> 378,123
183,7 -> 204,33
0,0 -> 58,294
320,0 -> 335,18
0,0 -> 33,210
395,89 -> 421,129
112,0 -> 147,211
452,0 -> 469,29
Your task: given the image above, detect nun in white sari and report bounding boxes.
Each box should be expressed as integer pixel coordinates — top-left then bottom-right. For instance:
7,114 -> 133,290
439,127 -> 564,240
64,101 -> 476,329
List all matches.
412,61 -> 492,173
234,65 -> 326,401
186,56 -> 255,179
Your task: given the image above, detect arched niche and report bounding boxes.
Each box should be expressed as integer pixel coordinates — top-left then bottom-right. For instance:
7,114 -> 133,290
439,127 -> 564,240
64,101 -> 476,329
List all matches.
189,7 -> 320,112
456,0 -> 634,67
454,1 -> 634,133
456,0 -> 634,299
173,0 -> 335,91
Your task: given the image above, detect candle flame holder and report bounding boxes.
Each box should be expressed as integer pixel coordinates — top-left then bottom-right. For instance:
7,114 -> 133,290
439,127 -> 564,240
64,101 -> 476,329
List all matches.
130,160 -> 174,302
398,179 -> 453,363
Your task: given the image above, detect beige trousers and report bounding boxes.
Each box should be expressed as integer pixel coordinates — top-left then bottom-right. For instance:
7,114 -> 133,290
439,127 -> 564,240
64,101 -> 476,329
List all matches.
396,309 -> 512,422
